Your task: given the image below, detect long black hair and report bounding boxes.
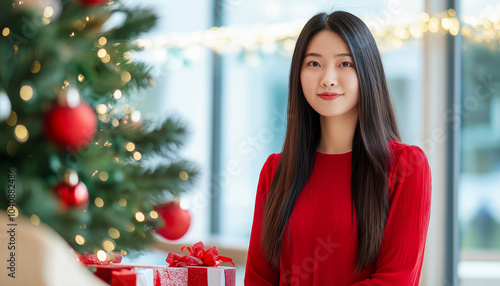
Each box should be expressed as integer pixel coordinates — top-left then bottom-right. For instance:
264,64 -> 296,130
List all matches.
261,11 -> 400,272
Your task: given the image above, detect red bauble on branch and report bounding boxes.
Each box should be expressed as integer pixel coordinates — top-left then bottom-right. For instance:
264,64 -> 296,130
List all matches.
44,88 -> 97,151
55,170 -> 89,209
77,0 -> 109,5
155,200 -> 191,241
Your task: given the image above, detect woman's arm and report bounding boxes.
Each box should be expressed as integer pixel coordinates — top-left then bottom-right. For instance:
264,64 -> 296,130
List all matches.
351,145 -> 432,286
245,154 -> 280,286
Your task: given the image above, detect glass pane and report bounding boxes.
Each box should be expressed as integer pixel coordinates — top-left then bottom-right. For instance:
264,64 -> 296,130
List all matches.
122,0 -> 213,242
218,0 -> 425,240
458,1 -> 500,284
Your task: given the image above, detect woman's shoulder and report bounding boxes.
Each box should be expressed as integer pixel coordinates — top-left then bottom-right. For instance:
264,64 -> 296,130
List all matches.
257,153 -> 282,195
387,140 -> 432,199
389,139 -> 427,160
388,139 -> 430,175
262,153 -> 282,174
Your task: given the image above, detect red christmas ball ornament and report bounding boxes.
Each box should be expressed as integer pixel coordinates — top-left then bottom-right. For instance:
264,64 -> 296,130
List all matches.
77,0 -> 109,5
44,88 -> 97,151
155,200 -> 191,241
55,170 -> 89,209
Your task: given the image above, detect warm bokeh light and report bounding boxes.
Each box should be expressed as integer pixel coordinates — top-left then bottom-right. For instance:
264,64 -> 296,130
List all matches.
135,212 -> 145,222
125,142 -> 135,152
30,214 -> 40,226
133,151 -> 142,161
20,85 -> 33,101
96,104 -> 108,114
95,197 -> 104,208
149,210 -> 158,219
113,89 -> 122,99
14,125 -> 29,143
2,27 -> 10,36
99,171 -> 109,181
31,61 -> 41,73
97,48 -> 107,58
6,111 -> 17,126
97,250 -> 107,262
103,239 -> 116,251
75,235 -> 85,245
119,198 -> 127,207
108,228 -> 120,239
121,71 -> 131,82
179,171 -> 189,181
99,36 -> 107,46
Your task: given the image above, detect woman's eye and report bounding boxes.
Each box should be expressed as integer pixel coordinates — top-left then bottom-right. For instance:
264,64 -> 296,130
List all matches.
340,62 -> 353,67
308,61 -> 320,67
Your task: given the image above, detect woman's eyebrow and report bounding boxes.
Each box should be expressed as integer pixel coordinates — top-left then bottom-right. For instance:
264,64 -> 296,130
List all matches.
304,52 -> 352,58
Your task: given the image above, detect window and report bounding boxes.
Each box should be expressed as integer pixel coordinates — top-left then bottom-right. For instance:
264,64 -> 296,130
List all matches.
125,0 -> 214,241
458,1 -> 500,284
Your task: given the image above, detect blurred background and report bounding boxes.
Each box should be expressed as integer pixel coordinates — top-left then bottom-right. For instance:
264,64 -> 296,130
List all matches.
2,0 -> 494,285
120,0 -> 500,285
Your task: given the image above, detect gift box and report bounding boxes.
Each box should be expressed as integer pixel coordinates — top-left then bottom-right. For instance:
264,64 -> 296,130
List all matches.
111,269 -> 136,286
186,266 -> 235,286
83,241 -> 235,286
88,263 -> 186,286
87,263 -> 235,286
110,268 -> 155,286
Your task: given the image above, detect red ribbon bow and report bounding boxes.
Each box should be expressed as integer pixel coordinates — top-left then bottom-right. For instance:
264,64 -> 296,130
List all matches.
166,241 -> 234,267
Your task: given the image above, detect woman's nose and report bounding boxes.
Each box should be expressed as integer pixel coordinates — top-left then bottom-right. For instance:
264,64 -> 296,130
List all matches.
320,68 -> 338,87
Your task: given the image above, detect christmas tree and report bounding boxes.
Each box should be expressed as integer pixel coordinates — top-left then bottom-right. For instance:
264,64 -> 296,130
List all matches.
0,0 -> 198,259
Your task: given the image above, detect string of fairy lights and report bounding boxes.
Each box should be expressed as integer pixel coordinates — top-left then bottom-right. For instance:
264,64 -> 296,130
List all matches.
134,7 -> 500,61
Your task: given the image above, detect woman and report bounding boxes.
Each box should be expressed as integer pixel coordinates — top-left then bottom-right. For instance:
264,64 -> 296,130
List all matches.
245,11 -> 431,285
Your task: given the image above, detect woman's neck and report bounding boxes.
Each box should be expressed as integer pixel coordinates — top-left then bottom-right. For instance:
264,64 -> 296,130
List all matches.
317,108 -> 358,154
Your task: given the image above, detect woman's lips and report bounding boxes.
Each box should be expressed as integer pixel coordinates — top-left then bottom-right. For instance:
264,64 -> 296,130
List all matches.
318,92 -> 342,100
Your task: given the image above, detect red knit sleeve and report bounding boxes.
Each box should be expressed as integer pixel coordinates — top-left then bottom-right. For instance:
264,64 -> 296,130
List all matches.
351,145 -> 432,286
245,154 -> 280,286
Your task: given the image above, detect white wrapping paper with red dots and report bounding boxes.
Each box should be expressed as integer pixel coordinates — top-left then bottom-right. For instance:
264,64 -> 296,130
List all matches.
155,266 -> 188,286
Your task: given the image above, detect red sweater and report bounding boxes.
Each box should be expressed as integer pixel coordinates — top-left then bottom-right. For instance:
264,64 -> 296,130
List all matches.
245,140 -> 432,285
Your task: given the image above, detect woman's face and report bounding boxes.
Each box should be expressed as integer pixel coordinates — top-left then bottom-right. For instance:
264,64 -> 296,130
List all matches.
300,30 -> 359,119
